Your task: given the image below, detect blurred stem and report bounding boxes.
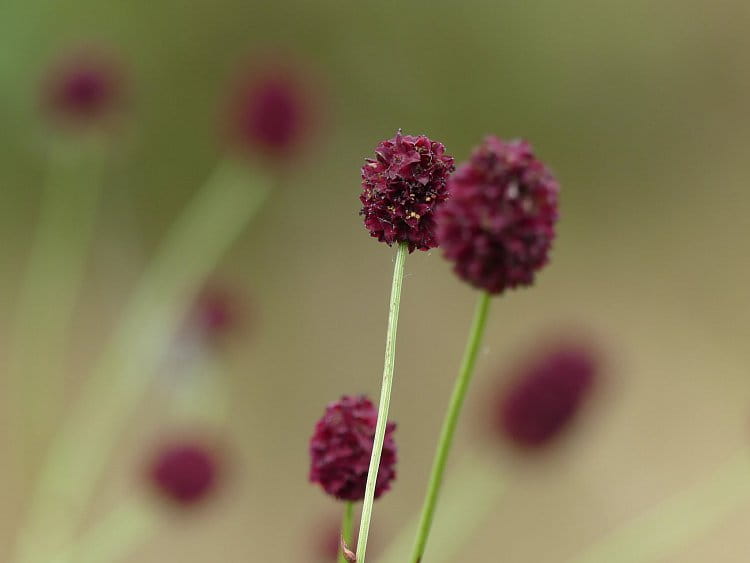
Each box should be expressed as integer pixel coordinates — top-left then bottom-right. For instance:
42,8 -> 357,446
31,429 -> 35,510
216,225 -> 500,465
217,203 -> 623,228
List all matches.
13,158 -> 270,563
339,501 -> 355,563
8,135 -> 105,471
356,242 -> 409,563
410,291 -> 492,563
50,497 -> 158,563
379,451 -> 504,563
570,451 -> 750,563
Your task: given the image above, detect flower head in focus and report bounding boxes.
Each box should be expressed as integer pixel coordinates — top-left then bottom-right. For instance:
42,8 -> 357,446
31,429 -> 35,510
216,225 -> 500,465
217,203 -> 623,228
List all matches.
360,131 -> 455,252
436,136 -> 559,293
309,395 -> 397,501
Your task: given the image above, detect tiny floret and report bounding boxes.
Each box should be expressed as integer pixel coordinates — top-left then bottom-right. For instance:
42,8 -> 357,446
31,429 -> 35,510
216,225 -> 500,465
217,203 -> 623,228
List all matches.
309,395 -> 397,501
436,136 -> 559,293
149,442 -> 219,506
497,345 -> 597,448
360,131 -> 455,252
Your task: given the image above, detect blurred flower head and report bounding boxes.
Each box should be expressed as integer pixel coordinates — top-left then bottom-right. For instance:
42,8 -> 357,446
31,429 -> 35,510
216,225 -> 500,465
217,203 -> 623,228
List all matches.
226,58 -> 317,160
496,343 -> 598,449
360,130 -> 455,252
309,395 -> 397,501
190,285 -> 243,342
436,136 -> 559,294
149,441 -> 220,506
42,48 -> 123,127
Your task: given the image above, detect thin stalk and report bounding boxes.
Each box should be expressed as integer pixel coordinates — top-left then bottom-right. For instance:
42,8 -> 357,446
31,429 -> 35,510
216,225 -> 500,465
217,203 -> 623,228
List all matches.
8,135 -> 105,469
570,451 -> 750,563
13,158 -> 270,563
356,242 -> 409,563
410,292 -> 492,563
379,451 -> 504,563
339,501 -> 355,563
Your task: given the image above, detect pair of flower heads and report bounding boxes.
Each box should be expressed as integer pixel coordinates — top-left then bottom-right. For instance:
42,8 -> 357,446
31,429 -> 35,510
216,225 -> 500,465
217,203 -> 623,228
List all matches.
309,130 -> 597,506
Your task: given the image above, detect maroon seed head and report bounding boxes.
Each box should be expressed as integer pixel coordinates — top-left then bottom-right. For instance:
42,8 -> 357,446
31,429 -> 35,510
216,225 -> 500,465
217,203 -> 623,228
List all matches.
436,136 -> 559,293
360,130 -> 455,252
309,395 -> 397,502
497,344 -> 597,449
149,442 -> 219,506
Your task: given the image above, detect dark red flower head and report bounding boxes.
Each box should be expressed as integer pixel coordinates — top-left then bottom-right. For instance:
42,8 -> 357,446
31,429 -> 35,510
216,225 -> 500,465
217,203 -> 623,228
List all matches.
360,131 -> 455,252
309,395 -> 397,502
44,51 -> 122,125
228,62 -> 313,158
149,442 -> 219,506
496,344 -> 597,449
191,286 -> 239,340
436,136 -> 559,293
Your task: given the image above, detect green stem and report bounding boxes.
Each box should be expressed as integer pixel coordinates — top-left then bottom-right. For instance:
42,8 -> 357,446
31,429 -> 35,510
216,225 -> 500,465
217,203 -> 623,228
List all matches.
410,291 -> 492,563
8,136 -> 105,469
12,158 -> 270,563
356,242 -> 409,563
339,501 -> 355,563
570,451 -> 750,563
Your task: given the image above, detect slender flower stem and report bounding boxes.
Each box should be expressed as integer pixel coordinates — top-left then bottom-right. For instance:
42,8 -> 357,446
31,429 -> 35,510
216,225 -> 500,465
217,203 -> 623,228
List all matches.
339,501 -> 355,563
12,158 -> 270,563
8,135 -> 105,469
356,242 -> 409,563
379,451 -> 504,563
570,451 -> 750,563
410,291 -> 492,563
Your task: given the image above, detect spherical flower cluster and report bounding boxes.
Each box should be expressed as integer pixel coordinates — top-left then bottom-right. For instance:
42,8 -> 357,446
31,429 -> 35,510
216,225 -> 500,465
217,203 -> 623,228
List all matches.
496,344 -> 597,448
228,63 -> 312,158
192,286 -> 238,339
360,131 -> 455,252
436,136 -> 559,294
44,52 -> 121,125
149,442 -> 219,506
309,395 -> 397,501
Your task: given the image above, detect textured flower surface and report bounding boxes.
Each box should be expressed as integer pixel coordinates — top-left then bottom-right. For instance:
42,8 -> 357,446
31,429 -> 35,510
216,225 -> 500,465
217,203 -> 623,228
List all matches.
309,395 -> 397,501
436,136 -> 559,293
229,64 -> 312,157
360,131 -> 455,252
45,52 -> 121,124
497,345 -> 597,448
150,443 -> 218,506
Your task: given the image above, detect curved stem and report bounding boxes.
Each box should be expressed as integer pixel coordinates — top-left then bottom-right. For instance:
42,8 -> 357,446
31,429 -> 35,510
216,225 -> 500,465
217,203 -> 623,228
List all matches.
13,158 -> 270,563
339,501 -> 355,563
356,242 -> 409,563
410,291 -> 492,563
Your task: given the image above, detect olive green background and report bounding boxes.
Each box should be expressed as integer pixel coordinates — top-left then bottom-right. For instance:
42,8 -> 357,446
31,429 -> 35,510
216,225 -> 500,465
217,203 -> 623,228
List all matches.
1,0 -> 750,561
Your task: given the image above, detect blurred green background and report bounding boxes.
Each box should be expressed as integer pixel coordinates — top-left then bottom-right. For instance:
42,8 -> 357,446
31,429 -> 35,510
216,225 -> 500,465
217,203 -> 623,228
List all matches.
2,0 -> 750,561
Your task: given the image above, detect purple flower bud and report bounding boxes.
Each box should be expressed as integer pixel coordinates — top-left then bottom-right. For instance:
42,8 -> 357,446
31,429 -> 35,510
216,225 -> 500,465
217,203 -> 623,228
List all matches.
497,344 -> 597,449
436,136 -> 559,294
309,395 -> 397,502
149,442 -> 220,506
43,50 -> 122,126
360,131 -> 455,252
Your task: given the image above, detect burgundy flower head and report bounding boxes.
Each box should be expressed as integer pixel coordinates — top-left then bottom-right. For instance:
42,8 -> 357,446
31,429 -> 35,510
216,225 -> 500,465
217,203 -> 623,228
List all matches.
360,131 -> 455,252
192,286 -> 239,340
309,395 -> 397,501
228,63 -> 313,158
436,136 -> 559,293
44,51 -> 122,125
497,344 -> 597,449
149,442 -> 219,506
